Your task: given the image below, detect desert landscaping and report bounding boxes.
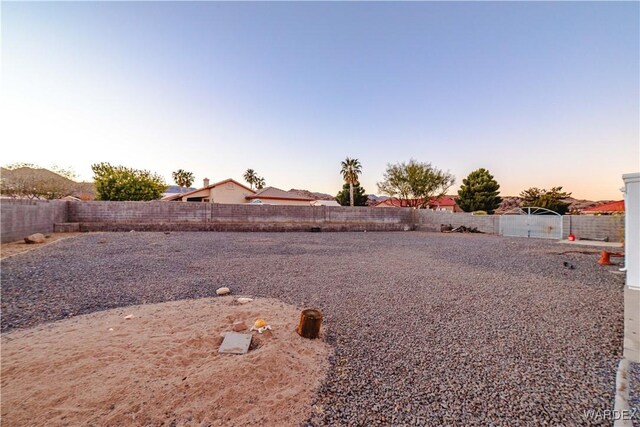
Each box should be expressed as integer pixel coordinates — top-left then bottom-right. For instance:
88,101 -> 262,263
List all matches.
0,231 -> 626,425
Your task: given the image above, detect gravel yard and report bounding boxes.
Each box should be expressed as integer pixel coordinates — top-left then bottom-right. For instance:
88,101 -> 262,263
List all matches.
1,231 -> 626,426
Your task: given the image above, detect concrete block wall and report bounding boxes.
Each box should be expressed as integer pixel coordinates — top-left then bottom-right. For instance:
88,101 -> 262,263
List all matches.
68,201 -> 208,223
67,201 -> 414,232
0,200 -> 626,241
562,215 -> 625,242
1,200 -> 68,243
415,211 -> 500,234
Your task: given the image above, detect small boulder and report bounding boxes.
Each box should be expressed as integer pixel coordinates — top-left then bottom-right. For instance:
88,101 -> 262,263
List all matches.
237,297 -> 253,304
24,233 -> 46,244
232,321 -> 248,332
216,287 -> 231,296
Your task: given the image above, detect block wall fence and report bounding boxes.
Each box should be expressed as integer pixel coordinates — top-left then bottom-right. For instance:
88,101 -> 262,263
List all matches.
0,199 -> 626,243
1,200 -> 68,243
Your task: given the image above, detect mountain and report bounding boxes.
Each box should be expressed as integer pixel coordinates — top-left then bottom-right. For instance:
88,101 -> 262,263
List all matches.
164,185 -> 196,194
288,189 -> 335,201
1,166 -> 96,200
497,196 -> 613,213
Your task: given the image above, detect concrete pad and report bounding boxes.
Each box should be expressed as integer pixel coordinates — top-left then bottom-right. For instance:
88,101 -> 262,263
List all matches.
557,239 -> 623,248
219,332 -> 252,355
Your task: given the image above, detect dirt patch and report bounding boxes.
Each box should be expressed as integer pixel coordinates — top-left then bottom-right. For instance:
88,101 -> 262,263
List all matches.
0,232 -> 83,259
1,297 -> 331,426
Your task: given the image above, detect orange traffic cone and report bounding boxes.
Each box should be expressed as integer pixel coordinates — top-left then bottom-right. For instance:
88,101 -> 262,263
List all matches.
598,251 -> 613,266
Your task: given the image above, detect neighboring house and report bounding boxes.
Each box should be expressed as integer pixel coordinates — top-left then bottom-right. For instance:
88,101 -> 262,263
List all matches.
245,187 -> 315,206
161,185 -> 197,199
310,200 -> 341,207
164,178 -> 255,203
375,196 -> 461,212
581,200 -> 625,215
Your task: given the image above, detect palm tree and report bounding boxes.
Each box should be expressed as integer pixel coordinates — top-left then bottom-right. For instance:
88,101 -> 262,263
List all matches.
340,157 -> 362,207
255,176 -> 266,190
172,169 -> 195,193
243,169 -> 257,189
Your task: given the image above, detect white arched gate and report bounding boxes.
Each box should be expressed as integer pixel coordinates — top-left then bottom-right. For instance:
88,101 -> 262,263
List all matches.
499,207 -> 563,239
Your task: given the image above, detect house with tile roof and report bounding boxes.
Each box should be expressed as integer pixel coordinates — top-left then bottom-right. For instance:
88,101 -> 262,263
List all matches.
163,179 -> 321,206
163,178 -> 255,203
581,200 -> 625,215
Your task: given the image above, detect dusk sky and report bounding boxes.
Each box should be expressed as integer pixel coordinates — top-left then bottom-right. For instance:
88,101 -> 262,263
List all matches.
2,1 -> 638,200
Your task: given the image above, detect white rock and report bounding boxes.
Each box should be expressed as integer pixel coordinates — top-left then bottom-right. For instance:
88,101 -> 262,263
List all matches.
124,314 -> 134,320
237,297 -> 253,304
24,233 -> 46,244
216,287 -> 231,296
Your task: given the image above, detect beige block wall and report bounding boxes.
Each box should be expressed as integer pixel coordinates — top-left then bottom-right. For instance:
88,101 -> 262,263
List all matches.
211,183 -> 253,204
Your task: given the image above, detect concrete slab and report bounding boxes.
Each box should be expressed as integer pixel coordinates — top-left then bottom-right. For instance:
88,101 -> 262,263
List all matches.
557,239 -> 623,248
218,332 -> 252,355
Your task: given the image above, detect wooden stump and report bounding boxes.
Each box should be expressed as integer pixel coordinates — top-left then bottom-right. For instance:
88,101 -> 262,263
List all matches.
296,309 -> 323,339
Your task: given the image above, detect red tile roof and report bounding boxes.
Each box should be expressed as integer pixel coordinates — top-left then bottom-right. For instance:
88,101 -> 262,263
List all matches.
582,200 -> 624,213
430,196 -> 458,207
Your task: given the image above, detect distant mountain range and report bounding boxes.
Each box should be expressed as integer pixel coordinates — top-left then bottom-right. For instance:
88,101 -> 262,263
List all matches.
498,196 -> 614,213
288,189 -> 335,201
164,185 -> 196,194
0,166 -> 95,200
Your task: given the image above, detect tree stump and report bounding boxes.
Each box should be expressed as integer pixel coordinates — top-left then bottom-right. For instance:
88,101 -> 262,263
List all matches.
296,309 -> 323,339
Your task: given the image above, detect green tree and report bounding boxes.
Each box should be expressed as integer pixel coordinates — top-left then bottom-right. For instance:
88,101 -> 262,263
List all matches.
519,186 -> 572,214
172,169 -> 195,193
254,176 -> 266,190
340,157 -> 362,207
92,163 -> 167,201
377,159 -> 455,209
336,181 -> 368,206
457,168 -> 502,214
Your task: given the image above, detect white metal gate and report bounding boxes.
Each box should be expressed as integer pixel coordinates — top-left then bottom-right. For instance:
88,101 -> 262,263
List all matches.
499,207 -> 563,239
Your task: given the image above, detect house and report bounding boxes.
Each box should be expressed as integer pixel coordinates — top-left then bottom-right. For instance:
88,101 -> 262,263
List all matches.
581,200 -> 625,215
310,200 -> 341,207
245,187 -> 315,206
164,178 -> 255,203
428,196 -> 461,212
375,196 -> 461,212
161,185 -> 197,199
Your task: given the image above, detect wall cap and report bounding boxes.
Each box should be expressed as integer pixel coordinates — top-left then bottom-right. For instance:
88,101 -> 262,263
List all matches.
622,172 -> 640,183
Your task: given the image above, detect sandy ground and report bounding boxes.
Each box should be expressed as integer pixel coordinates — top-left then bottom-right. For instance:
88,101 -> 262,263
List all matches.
1,297 -> 331,427
0,232 -> 82,260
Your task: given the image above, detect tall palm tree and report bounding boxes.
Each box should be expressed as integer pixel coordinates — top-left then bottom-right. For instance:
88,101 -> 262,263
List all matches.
172,169 -> 195,193
243,169 -> 257,190
340,157 -> 362,207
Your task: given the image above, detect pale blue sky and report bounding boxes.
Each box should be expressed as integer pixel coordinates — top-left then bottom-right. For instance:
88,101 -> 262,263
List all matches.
2,1 -> 638,199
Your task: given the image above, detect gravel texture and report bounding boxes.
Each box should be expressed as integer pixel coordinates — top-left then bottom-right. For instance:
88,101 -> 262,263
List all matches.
1,231 -> 625,426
